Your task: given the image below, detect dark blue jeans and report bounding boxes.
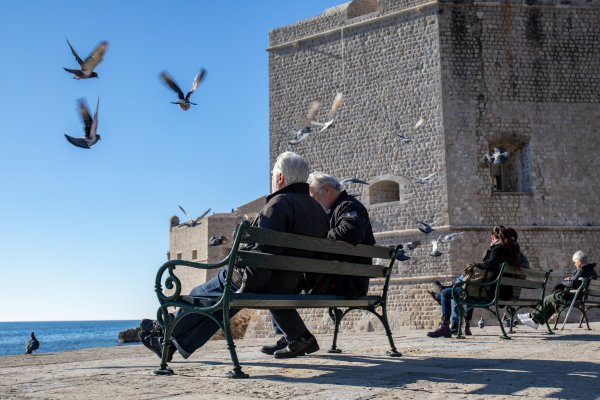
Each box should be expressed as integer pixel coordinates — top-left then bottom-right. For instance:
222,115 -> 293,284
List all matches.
441,286 -> 473,321
171,269 -> 240,355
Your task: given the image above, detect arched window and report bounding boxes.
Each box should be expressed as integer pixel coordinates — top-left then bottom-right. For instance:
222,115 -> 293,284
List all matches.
369,180 -> 400,205
487,134 -> 532,193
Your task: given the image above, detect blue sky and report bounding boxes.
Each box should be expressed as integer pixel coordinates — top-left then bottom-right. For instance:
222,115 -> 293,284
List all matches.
0,1 -> 342,321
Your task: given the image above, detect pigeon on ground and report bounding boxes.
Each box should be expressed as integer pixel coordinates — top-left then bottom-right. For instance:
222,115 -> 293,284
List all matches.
483,147 -> 509,165
478,317 -> 485,329
396,116 -> 427,142
64,98 -> 101,149
63,38 -> 108,79
430,240 -> 443,257
416,220 -> 435,234
160,69 -> 206,111
340,178 -> 369,186
289,100 -> 320,144
438,232 -> 465,244
25,332 -> 39,354
311,93 -> 343,133
210,236 -> 226,246
416,172 -> 437,185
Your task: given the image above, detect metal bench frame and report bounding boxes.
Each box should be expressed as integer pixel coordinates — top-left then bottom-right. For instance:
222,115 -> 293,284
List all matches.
553,277 -> 600,331
452,263 -> 553,339
152,220 -> 402,378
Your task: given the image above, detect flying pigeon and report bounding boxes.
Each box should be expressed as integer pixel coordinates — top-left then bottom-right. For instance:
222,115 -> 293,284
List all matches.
438,232 -> 465,244
63,38 -> 108,79
430,240 -> 443,257
289,100 -> 321,144
160,69 -> 206,111
25,332 -> 39,354
198,208 -> 211,220
478,317 -> 485,329
64,98 -> 101,149
395,249 -> 411,261
416,220 -> 435,234
210,235 -> 226,246
311,93 -> 343,133
340,178 -> 369,186
396,116 -> 427,142
416,172 -> 437,185
178,205 -> 195,225
483,147 -> 509,165
403,240 -> 422,250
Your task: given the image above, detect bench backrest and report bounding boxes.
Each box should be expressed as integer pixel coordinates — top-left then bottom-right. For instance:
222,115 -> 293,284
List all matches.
583,278 -> 600,300
499,265 -> 550,291
233,224 -> 398,279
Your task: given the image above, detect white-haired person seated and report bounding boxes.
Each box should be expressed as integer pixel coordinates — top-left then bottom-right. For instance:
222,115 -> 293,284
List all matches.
518,250 -> 597,329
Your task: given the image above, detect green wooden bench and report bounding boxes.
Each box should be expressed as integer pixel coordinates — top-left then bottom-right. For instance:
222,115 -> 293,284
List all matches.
153,220 -> 403,378
553,277 -> 600,330
452,262 -> 553,339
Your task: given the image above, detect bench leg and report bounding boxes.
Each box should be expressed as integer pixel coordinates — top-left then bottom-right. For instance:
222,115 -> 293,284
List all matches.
580,308 -> 592,330
495,305 -> 511,340
223,309 -> 249,379
154,308 -> 174,375
372,304 -> 401,357
327,308 -> 343,354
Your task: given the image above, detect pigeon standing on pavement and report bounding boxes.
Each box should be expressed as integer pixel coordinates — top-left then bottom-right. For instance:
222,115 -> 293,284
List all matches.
289,100 -> 321,144
160,69 -> 206,111
63,38 -> 108,79
311,93 -> 343,133
478,317 -> 485,329
25,332 -> 39,354
64,98 -> 101,149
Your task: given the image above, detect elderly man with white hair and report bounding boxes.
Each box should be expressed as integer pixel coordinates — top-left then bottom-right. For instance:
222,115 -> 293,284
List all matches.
518,250 -> 597,329
140,151 -> 329,361
306,172 -> 375,298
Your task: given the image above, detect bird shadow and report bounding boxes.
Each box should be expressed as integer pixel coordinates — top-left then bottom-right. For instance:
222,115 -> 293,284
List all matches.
182,353 -> 599,398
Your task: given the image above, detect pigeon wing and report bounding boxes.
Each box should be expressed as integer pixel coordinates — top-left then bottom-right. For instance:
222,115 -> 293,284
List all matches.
198,208 -> 211,220
64,134 -> 91,149
77,99 -> 93,138
160,72 -> 185,100
299,100 -> 321,127
88,97 -> 99,141
65,38 -> 84,66
178,205 -> 194,224
325,92 -> 343,121
81,41 -> 108,74
185,69 -> 206,101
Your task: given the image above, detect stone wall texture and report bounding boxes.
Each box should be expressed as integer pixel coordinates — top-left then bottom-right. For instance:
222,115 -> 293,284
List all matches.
251,0 -> 600,336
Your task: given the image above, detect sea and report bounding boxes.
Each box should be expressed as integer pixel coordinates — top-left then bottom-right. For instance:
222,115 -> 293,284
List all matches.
0,320 -> 140,356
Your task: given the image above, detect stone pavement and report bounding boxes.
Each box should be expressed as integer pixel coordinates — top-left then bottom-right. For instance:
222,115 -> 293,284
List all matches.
1,323 -> 599,400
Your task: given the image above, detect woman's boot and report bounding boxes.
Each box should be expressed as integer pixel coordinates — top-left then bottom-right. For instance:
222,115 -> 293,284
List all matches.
427,319 -> 452,338
463,319 -> 472,336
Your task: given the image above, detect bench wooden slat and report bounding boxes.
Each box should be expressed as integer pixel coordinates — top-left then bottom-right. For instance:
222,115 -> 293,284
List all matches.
503,267 -> 548,279
500,277 -> 545,289
241,226 -> 394,259
235,250 -> 387,278
181,294 -> 381,309
498,299 -> 545,306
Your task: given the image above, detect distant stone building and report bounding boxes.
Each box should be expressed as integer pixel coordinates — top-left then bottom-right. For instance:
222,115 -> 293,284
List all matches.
256,0 -> 600,334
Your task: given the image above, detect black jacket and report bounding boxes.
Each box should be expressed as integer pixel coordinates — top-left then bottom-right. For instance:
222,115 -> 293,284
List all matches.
475,243 -> 516,300
309,191 -> 375,298
568,263 -> 597,290
241,182 -> 329,293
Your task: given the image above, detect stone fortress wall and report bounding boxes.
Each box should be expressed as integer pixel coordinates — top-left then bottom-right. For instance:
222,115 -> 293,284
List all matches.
248,0 -> 600,336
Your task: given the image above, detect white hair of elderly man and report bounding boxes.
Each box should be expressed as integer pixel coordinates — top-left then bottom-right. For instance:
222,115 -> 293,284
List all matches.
271,151 -> 310,193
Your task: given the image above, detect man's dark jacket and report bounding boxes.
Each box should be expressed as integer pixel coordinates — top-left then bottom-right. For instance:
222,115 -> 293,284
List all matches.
308,191 -> 375,298
241,182 -> 329,293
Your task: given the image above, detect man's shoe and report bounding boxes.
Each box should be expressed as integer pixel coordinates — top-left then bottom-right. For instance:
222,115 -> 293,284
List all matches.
260,336 -> 288,355
140,332 -> 174,362
517,313 -> 539,330
273,337 -> 319,359
140,319 -> 163,337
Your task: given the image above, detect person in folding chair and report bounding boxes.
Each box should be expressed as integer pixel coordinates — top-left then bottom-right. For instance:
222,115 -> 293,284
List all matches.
518,250 -> 597,329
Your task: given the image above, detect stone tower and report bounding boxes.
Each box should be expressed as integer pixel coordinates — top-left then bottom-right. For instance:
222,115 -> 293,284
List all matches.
267,0 -> 600,330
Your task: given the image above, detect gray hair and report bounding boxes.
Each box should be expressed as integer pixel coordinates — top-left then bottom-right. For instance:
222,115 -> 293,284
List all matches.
307,172 -> 341,193
272,151 -> 309,186
572,250 -> 589,265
